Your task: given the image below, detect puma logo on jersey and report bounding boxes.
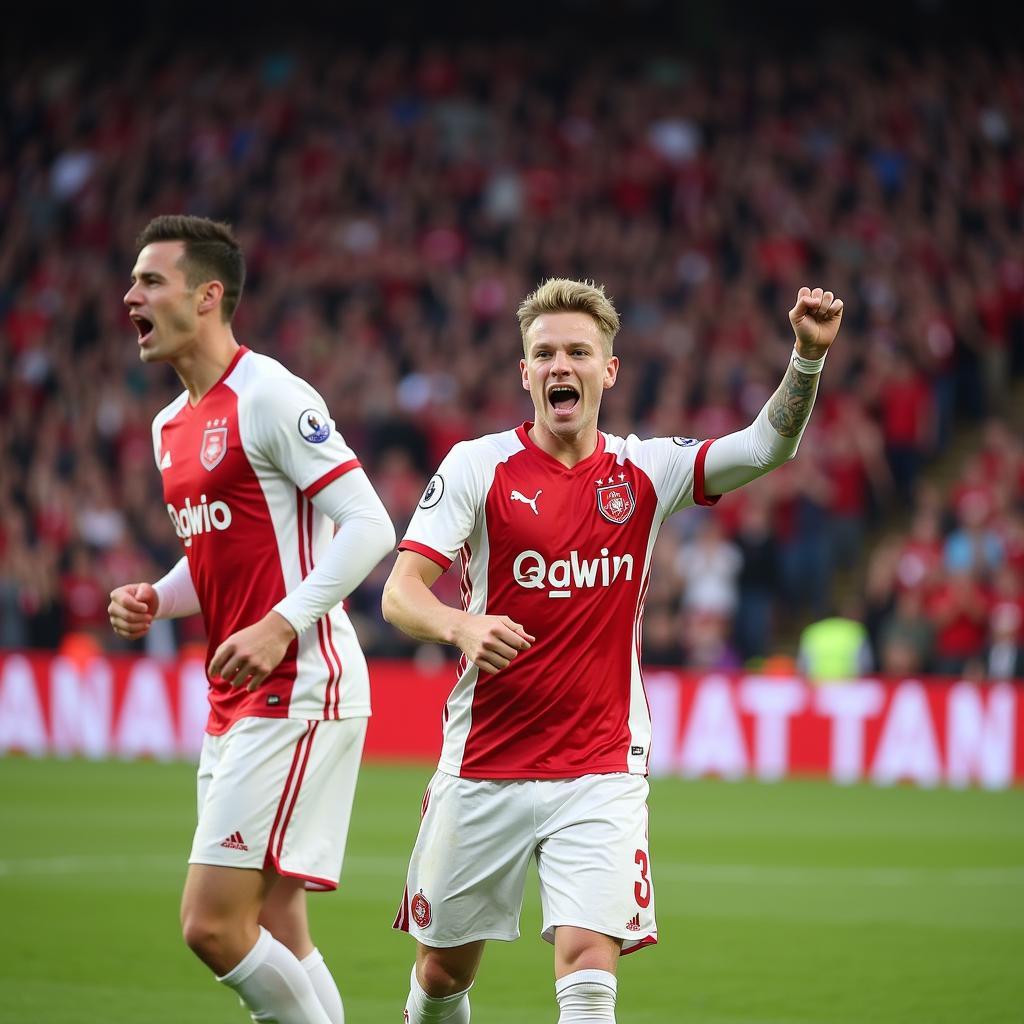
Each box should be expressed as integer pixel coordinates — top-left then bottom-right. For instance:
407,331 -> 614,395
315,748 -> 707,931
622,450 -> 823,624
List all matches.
510,489 -> 542,515
513,547 -> 634,597
167,495 -> 233,548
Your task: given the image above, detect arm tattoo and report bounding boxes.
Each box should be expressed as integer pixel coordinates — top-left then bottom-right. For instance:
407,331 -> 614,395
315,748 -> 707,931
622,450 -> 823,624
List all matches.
766,365 -> 819,438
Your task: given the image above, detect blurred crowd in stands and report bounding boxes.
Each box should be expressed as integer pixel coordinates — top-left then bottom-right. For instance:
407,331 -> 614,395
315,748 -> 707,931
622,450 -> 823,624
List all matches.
1,39 -> 1022,679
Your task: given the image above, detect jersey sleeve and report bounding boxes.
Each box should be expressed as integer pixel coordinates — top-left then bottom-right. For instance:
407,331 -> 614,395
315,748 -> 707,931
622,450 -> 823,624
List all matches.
246,372 -> 361,495
399,441 -> 482,571
633,436 -> 721,517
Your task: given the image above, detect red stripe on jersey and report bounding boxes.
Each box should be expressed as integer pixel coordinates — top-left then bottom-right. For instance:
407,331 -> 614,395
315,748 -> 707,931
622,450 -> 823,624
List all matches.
399,540 -> 452,571
304,459 -> 361,498
459,543 -> 472,610
323,612 -> 344,719
295,490 -> 310,577
693,438 -> 722,507
456,543 -> 472,678
274,721 -> 318,863
308,490 -> 343,718
297,490 -> 341,718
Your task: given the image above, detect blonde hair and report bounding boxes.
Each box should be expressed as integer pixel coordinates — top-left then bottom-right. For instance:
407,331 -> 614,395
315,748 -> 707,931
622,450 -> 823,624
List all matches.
516,278 -> 620,356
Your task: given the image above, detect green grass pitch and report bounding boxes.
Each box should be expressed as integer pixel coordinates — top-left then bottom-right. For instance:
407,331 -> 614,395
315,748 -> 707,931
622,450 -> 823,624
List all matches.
1,757 -> 1022,1023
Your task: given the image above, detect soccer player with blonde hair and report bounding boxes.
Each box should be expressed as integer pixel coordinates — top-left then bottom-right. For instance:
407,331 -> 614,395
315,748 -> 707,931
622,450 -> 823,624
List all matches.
383,277 -> 843,1021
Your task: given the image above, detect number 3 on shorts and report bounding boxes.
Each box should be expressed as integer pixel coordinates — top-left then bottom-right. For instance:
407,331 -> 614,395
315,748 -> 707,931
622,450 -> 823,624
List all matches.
634,848 -> 651,908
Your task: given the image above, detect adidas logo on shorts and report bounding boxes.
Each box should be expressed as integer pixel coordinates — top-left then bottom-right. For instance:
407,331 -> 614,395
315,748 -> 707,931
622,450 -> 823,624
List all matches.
220,831 -> 249,851
626,912 -> 641,932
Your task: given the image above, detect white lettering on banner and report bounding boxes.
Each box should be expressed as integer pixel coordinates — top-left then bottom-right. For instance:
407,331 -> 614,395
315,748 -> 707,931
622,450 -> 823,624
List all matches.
739,677 -> 807,781
114,661 -> 176,760
678,676 -> 748,779
178,657 -> 210,758
513,548 -> 633,598
871,681 -> 942,787
815,681 -> 885,784
947,682 -> 1016,790
51,657 -> 112,759
645,672 -> 683,777
0,655 -> 47,755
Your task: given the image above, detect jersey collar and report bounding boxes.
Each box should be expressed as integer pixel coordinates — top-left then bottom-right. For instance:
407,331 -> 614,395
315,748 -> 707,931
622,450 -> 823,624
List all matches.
515,421 -> 607,474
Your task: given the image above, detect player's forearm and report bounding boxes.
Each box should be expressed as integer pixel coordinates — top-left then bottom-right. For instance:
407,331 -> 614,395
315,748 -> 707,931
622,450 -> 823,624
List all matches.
273,469 -> 396,636
765,359 -> 821,439
152,557 -> 201,619
704,389 -> 812,495
273,511 -> 395,636
381,573 -> 468,647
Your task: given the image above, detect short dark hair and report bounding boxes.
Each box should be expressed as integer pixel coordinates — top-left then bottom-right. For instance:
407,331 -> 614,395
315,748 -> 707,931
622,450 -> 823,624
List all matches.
136,215 -> 245,321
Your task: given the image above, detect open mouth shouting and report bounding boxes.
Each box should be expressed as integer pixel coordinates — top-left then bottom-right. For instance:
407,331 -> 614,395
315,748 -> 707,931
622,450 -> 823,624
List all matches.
547,384 -> 581,419
130,313 -> 155,345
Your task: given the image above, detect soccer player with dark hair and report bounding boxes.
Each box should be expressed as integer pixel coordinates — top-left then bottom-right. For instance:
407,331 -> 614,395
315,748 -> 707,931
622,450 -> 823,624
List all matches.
109,215 -> 395,1024
383,278 -> 844,1023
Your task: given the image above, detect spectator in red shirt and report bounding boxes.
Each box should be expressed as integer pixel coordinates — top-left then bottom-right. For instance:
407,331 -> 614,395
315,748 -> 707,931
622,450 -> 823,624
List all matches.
926,569 -> 991,675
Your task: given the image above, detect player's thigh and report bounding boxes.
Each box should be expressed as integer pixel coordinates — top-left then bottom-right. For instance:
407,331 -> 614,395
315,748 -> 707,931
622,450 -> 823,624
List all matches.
536,773 -> 657,953
395,772 -> 536,946
180,861 -> 268,926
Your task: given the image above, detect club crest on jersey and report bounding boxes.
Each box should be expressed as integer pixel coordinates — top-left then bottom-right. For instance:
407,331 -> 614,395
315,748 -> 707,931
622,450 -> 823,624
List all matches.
410,890 -> 432,928
596,481 -> 635,524
200,420 -> 228,471
298,408 -> 331,444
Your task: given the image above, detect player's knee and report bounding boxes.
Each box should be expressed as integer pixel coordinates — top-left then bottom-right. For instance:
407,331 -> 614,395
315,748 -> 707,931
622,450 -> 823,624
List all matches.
417,951 -> 475,997
180,910 -> 230,964
556,931 -> 620,976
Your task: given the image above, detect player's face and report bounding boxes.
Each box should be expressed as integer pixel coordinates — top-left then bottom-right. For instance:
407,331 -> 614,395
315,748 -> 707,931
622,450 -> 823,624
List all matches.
123,241 -> 201,363
520,312 -> 618,441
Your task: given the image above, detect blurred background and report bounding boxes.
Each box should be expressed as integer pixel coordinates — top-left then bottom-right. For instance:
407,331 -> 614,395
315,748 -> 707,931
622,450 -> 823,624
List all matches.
2,0 -> 1022,684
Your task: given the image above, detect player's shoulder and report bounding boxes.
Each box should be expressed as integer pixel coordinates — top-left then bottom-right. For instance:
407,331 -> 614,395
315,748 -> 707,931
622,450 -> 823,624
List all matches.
604,430 -> 705,466
445,427 -> 525,469
225,349 -> 312,397
152,390 -> 190,431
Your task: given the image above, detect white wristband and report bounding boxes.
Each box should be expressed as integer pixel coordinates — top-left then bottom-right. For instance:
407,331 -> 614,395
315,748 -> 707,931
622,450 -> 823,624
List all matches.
791,347 -> 827,375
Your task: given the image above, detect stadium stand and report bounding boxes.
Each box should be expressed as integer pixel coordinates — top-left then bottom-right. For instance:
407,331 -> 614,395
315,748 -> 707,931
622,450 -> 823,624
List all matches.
1,35 -> 1022,676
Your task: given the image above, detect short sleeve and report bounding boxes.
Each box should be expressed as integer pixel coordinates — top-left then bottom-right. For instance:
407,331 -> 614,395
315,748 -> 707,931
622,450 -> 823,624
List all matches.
399,442 -> 482,571
245,373 -> 360,495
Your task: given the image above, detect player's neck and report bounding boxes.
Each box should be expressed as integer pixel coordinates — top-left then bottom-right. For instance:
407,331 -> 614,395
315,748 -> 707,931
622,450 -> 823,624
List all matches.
528,420 -> 600,468
172,329 -> 241,405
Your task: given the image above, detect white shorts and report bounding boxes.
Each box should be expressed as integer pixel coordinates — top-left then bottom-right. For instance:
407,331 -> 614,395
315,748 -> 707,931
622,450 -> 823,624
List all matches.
393,771 -> 657,954
190,716 -> 366,891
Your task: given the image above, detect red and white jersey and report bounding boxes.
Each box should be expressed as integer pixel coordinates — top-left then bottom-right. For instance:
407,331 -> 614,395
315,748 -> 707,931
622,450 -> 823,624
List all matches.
152,346 -> 370,735
400,422 -> 719,779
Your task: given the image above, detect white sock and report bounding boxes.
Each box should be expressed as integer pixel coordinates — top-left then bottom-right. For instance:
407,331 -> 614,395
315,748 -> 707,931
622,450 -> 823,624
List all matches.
301,948 -> 344,1024
555,969 -> 617,1023
404,965 -> 472,1023
217,925 -> 332,1024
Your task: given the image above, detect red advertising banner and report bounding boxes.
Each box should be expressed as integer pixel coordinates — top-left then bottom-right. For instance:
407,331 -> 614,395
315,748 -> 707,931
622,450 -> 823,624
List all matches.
0,653 -> 1020,789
